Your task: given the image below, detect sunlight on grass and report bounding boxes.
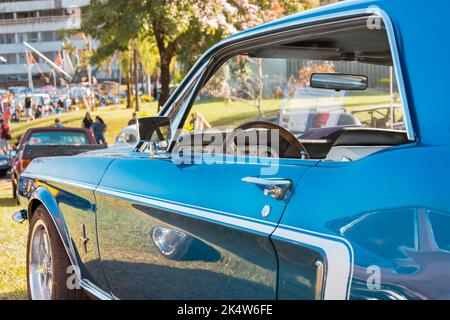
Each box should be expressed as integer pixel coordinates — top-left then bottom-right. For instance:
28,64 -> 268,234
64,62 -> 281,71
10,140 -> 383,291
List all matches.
190,94 -> 399,129
0,180 -> 27,300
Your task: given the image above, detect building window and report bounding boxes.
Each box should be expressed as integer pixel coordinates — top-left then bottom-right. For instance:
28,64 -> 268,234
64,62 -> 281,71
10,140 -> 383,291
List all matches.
43,52 -> 57,61
4,54 -> 17,64
0,12 -> 13,20
39,9 -> 67,17
28,32 -> 39,42
17,33 -> 28,43
18,53 -> 27,64
41,31 -> 55,42
5,34 -> 15,44
16,11 -> 37,19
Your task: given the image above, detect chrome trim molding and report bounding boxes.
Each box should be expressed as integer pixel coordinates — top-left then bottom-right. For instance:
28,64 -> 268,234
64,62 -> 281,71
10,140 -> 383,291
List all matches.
22,173 -> 97,191
273,225 -> 354,300
370,7 -> 415,141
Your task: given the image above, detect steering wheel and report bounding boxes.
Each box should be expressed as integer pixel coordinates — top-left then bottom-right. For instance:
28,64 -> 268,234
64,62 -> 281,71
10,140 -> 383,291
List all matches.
223,121 -> 309,159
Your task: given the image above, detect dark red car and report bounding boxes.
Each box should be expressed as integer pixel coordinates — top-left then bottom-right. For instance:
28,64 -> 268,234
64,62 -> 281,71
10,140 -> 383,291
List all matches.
11,127 -> 104,198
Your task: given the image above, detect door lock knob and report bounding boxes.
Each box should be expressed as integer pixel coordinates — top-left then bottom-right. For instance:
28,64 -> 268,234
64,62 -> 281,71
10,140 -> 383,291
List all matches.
263,186 -> 283,199
241,177 -> 292,200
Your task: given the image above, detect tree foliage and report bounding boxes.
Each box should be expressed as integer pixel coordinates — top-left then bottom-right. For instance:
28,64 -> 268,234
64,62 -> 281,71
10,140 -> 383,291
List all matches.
80,0 -> 332,107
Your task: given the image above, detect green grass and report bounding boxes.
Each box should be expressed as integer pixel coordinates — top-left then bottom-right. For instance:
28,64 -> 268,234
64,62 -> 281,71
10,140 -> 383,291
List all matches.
190,94 -> 400,129
0,182 -> 27,300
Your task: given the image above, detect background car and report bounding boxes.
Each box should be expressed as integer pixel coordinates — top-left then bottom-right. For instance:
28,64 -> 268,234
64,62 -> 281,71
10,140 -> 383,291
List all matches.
112,125 -> 137,148
0,153 -> 11,177
11,127 -> 104,198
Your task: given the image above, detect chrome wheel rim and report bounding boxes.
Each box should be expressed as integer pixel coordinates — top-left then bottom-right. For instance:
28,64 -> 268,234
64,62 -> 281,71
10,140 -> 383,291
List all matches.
29,220 -> 53,300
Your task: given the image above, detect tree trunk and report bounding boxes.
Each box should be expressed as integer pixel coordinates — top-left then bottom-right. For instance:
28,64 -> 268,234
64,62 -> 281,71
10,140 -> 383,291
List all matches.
133,46 -> 140,112
158,51 -> 173,110
147,70 -> 152,98
256,58 -> 264,118
126,67 -> 132,109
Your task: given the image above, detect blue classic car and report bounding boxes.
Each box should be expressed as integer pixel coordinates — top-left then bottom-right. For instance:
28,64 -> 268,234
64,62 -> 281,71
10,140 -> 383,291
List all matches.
13,0 -> 450,300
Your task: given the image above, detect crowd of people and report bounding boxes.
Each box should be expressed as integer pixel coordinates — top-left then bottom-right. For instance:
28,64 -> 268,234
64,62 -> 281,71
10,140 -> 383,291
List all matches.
0,87 -> 142,155
1,91 -> 72,125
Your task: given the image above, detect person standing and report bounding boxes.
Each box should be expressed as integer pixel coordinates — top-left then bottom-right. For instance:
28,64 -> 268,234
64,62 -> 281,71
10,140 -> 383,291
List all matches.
24,94 -> 33,121
92,116 -> 107,145
54,118 -> 64,128
3,103 -> 11,124
82,112 -> 93,129
128,112 -> 138,126
0,119 -> 10,153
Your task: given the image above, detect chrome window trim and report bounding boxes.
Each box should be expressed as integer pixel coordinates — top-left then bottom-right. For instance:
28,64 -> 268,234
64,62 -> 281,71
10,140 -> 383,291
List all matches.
162,6 -> 416,151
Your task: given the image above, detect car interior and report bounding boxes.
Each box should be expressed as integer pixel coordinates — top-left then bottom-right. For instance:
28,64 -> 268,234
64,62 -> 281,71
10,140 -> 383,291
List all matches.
174,15 -> 411,162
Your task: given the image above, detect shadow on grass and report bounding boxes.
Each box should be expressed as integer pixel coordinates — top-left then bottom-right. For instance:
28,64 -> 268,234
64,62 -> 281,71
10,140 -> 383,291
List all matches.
0,196 -> 17,209
0,290 -> 28,300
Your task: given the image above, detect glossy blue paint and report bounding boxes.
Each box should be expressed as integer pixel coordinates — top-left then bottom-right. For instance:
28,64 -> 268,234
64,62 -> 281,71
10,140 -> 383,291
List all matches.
20,156 -> 115,293
95,154 -> 315,299
18,0 -> 450,300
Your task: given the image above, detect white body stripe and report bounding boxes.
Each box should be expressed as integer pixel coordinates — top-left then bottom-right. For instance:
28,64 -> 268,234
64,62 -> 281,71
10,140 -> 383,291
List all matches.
273,225 -> 354,300
96,187 -> 275,235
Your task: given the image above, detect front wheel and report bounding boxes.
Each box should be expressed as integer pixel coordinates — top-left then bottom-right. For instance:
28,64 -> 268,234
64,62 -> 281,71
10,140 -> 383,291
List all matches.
26,205 -> 88,300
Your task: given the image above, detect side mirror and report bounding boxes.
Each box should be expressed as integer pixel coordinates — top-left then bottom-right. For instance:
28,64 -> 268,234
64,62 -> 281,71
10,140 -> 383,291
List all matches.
310,73 -> 368,91
137,116 -> 171,156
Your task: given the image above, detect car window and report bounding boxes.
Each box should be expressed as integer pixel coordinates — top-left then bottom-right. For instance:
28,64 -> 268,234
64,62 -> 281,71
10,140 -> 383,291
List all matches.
125,133 -> 136,144
187,56 -> 404,135
428,211 -> 450,252
116,132 -> 126,143
342,209 -> 417,260
176,18 -> 408,161
28,131 -> 90,145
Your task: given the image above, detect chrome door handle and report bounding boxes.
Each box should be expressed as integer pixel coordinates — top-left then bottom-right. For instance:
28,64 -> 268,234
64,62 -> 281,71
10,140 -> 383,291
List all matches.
242,177 -> 292,200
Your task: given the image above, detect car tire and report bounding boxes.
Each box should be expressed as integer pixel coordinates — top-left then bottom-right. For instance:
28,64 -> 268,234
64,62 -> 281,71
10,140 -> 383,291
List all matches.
0,170 -> 7,177
26,205 -> 89,300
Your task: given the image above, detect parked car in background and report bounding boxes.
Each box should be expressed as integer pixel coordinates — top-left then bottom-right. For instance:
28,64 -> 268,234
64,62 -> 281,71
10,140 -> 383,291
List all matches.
0,153 -> 11,177
112,125 -> 137,148
12,0 -> 450,300
11,127 -> 104,198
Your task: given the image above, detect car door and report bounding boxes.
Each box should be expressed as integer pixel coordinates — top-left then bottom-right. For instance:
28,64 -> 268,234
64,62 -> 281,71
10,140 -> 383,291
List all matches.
95,152 -> 315,299
271,144 -> 450,300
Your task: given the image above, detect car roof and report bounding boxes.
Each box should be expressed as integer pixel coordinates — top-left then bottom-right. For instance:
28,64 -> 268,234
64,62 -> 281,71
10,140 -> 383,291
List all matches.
120,125 -> 137,133
26,127 -> 91,134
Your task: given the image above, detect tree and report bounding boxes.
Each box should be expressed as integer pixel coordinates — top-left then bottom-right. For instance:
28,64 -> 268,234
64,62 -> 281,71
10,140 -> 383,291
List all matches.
80,0 -> 329,108
137,34 -> 159,99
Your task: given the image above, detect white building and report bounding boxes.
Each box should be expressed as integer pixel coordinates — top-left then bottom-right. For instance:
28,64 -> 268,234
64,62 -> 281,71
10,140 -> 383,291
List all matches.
0,0 -> 103,88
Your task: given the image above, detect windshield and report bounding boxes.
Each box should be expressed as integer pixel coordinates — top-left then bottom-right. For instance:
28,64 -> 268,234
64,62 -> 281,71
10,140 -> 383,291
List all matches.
28,131 -> 90,145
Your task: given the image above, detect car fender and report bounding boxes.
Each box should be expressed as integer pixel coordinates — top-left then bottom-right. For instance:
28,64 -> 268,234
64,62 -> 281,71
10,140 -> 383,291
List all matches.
27,186 -> 82,280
